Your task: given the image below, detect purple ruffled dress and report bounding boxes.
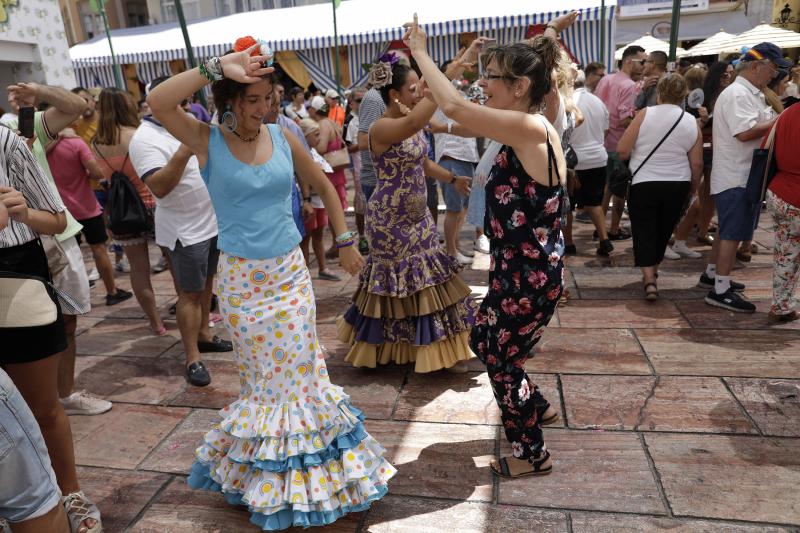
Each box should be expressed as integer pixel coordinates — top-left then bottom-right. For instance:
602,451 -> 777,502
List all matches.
337,130 -> 478,372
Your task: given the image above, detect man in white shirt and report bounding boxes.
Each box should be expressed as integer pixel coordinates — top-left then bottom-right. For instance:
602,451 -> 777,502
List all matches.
433,106 -> 479,265
699,43 -> 790,313
130,76 -> 232,387
572,82 -> 613,256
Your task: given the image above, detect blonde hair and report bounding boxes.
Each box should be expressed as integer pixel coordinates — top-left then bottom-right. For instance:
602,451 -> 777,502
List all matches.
684,65 -> 706,91
657,74 -> 688,105
555,50 -> 580,119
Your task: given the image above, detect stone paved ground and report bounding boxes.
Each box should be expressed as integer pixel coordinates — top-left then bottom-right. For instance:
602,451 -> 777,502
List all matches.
70,215 -> 800,533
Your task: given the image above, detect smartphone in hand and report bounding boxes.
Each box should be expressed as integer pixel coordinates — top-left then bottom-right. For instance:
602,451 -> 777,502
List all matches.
19,107 -> 35,139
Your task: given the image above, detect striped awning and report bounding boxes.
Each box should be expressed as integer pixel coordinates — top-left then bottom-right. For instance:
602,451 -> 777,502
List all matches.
70,0 -> 617,66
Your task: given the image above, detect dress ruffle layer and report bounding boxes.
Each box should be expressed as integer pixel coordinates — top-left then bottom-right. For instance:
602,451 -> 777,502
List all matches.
189,391 -> 396,530
361,247 -> 462,298
353,275 -> 472,319
337,328 -> 475,372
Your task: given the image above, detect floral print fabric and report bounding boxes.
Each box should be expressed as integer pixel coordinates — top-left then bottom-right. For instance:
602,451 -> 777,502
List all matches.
767,191 -> 800,315
470,140 -> 565,460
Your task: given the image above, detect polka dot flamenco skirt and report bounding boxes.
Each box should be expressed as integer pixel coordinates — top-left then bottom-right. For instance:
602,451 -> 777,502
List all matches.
187,248 -> 396,530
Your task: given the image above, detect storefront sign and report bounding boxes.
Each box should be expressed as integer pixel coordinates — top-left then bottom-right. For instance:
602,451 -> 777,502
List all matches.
619,0 -> 708,18
0,0 -> 18,24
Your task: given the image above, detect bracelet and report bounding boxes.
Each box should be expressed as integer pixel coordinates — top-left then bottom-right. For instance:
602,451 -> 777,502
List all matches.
199,57 -> 224,82
447,122 -> 453,134
335,230 -> 357,244
335,238 -> 357,249
546,25 -> 560,36
449,174 -> 456,184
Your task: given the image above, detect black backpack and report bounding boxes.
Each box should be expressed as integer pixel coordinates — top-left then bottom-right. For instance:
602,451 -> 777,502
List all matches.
94,144 -> 149,235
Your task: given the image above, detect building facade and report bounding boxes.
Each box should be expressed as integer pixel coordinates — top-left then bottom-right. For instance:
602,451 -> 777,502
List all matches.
0,0 -> 76,107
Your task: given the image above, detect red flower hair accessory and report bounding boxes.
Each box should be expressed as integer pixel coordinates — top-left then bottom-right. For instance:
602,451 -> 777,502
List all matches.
234,35 -> 274,67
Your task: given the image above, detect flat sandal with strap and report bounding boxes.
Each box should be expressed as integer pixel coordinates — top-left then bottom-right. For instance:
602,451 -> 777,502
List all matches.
491,450 -> 552,479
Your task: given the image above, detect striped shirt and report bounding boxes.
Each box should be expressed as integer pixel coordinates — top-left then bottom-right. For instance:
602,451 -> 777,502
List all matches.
0,126 -> 65,249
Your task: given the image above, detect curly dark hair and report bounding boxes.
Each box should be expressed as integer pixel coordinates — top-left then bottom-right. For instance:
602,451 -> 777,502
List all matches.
210,50 -> 274,118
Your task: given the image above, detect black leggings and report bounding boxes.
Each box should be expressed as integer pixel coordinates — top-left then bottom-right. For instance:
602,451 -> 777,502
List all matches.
628,181 -> 691,267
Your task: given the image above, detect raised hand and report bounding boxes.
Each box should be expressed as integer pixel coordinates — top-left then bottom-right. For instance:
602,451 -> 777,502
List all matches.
6,82 -> 39,107
549,11 -> 580,32
462,36 -> 495,66
402,13 -> 427,54
218,45 -> 275,84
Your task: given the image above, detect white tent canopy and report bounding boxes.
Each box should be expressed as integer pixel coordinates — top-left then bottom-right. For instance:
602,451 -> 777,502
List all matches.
615,33 -> 686,60
710,23 -> 800,54
682,29 -> 736,57
70,0 -> 616,62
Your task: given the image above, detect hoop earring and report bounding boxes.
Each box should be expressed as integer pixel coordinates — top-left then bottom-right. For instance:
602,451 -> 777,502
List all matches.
221,104 -> 237,133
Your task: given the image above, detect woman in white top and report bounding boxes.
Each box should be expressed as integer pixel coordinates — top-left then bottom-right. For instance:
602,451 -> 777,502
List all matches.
283,86 -> 308,122
618,74 -> 703,301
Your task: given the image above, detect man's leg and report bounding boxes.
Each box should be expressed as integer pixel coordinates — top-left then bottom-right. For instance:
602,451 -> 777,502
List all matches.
443,209 -> 461,256
177,290 -> 205,368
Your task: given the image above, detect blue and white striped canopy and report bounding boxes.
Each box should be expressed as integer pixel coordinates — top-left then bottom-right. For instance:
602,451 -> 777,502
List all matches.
70,0 -> 616,89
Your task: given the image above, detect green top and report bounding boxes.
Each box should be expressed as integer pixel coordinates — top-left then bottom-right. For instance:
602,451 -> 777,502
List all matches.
7,112 -> 83,241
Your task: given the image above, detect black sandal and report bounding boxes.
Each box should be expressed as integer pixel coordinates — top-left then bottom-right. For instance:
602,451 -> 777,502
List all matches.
538,404 -> 559,425
491,450 -> 552,478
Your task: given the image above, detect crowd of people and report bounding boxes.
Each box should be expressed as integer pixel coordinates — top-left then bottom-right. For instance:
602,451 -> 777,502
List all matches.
1,8 -> 799,532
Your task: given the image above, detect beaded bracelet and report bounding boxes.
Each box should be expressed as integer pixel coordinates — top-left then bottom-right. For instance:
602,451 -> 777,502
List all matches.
335,230 -> 357,244
199,57 -> 224,82
335,237 -> 357,249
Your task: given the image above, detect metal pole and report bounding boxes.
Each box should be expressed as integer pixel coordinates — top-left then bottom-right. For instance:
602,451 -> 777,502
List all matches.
99,0 -> 124,89
668,0 -> 681,64
600,0 -> 606,67
174,0 -> 207,107
331,0 -> 343,96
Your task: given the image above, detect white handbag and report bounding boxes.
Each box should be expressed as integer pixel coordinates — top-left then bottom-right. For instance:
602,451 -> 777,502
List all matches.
0,272 -> 58,328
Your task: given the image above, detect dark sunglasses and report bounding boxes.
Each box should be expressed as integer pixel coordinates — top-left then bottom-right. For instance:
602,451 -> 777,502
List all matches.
354,98 -> 363,102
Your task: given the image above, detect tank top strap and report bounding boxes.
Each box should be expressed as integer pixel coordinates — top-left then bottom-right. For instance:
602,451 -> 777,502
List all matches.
539,116 -> 559,188
267,123 -> 290,157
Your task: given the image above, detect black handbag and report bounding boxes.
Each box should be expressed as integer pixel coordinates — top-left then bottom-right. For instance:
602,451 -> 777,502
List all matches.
94,145 -> 150,235
745,116 -> 779,205
565,144 -> 578,169
608,109 -> 685,199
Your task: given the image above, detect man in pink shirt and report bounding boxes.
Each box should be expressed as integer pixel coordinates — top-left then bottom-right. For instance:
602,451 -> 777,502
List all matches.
595,45 -> 647,240
47,131 -> 131,304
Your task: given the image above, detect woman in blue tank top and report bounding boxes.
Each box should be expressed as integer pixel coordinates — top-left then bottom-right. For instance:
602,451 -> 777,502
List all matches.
148,39 -> 396,530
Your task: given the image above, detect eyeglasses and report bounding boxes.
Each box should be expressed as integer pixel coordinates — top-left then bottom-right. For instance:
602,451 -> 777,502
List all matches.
480,72 -> 515,81
354,98 -> 363,102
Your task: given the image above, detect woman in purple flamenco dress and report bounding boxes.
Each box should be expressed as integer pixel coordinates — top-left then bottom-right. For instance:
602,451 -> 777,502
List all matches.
338,53 -> 478,373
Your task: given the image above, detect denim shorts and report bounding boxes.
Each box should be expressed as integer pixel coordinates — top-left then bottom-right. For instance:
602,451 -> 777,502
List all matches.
438,158 -> 475,212
0,368 -> 61,523
713,186 -> 759,242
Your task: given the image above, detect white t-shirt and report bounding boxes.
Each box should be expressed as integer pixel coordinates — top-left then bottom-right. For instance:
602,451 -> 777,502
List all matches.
571,88 -> 609,170
284,103 -> 309,121
710,76 -> 776,195
629,104 -> 698,185
346,114 -> 359,145
129,119 -> 218,250
432,108 -> 479,163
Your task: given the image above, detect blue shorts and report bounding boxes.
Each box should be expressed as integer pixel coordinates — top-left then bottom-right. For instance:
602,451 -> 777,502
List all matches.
361,183 -> 376,202
0,369 -> 61,523
714,187 -> 758,242
438,158 -> 474,212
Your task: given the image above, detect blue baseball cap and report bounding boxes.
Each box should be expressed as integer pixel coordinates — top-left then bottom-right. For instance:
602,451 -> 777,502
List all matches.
743,42 -> 792,68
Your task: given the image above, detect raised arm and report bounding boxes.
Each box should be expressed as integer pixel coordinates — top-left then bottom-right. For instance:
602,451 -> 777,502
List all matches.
7,83 -> 87,137
148,44 -> 273,165
370,96 -> 437,152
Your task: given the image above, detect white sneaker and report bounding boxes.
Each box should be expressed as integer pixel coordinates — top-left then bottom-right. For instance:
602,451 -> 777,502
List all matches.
664,245 -> 681,260
456,252 -> 473,265
115,257 -> 130,273
474,234 -> 490,254
87,267 -> 100,281
672,241 -> 702,258
60,391 -> 112,416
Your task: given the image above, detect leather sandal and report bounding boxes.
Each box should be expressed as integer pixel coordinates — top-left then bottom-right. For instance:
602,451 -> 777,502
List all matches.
491,450 -> 552,478
539,404 -> 560,425
644,282 -> 658,302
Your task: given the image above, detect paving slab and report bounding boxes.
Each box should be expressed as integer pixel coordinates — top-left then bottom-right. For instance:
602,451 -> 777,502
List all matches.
71,403 -> 189,469
528,327 -> 651,375
77,318 -> 179,358
363,495 -> 567,532
497,429 -> 665,515
139,409 -> 219,474
326,364 -> 408,420
365,420 -> 496,502
394,372 -> 561,427
570,512 -> 791,532
129,477 -> 361,532
73,355 -> 186,405
644,433 -> 800,524
725,378 -> 800,437
557,300 -> 689,329
87,291 -> 176,320
169,359 -> 241,409
676,300 -> 800,330
76,466 -> 170,532
561,375 -> 756,433
635,328 -> 800,378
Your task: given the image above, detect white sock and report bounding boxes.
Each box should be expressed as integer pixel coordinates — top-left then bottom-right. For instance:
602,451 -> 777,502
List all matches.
705,264 -> 716,278
715,275 -> 731,295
